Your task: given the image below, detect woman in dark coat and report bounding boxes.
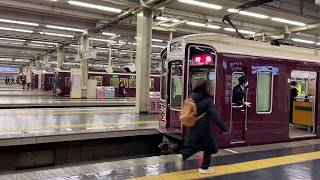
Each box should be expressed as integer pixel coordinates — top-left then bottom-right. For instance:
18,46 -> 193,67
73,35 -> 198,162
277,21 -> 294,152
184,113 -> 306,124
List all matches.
118,81 -> 126,99
179,79 -> 228,174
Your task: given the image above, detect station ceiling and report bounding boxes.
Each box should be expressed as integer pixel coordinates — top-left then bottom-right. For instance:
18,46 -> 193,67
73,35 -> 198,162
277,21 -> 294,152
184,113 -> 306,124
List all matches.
0,0 -> 319,70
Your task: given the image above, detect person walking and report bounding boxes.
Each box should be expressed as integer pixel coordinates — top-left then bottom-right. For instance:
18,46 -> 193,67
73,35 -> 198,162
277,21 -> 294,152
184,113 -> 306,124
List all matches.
290,81 -> 298,125
178,79 -> 228,174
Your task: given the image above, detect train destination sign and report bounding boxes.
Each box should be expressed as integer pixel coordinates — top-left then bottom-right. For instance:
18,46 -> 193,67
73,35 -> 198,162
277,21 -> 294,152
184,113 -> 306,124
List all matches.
191,54 -> 214,65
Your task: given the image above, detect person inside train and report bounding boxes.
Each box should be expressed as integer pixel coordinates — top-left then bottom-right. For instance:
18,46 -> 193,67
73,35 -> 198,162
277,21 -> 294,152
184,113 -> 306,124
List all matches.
290,81 -> 298,124
118,81 -> 126,99
232,76 -> 251,107
177,79 -> 228,174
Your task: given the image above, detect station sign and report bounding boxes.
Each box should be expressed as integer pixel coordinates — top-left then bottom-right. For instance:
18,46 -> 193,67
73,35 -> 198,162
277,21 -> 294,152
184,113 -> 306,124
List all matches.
191,54 -> 214,65
0,67 -> 19,74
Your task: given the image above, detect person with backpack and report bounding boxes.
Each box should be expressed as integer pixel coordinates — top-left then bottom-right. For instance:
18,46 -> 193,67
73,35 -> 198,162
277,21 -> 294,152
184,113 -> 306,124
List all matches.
178,79 -> 228,174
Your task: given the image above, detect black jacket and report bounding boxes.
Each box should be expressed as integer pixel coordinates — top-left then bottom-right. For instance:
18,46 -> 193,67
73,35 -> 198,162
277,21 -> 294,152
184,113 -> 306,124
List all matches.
232,84 -> 245,106
186,90 -> 227,153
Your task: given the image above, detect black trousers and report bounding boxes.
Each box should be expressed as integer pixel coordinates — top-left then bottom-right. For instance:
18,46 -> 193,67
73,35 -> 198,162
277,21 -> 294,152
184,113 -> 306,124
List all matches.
180,147 -> 211,169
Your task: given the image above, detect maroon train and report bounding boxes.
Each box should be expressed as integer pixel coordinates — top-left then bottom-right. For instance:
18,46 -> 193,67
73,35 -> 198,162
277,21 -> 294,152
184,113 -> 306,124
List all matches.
159,33 -> 320,151
42,71 -> 160,97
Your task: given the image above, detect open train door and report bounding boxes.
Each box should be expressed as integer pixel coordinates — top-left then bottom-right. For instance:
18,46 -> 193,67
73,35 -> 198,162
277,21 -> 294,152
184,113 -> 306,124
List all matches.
230,71 -> 248,144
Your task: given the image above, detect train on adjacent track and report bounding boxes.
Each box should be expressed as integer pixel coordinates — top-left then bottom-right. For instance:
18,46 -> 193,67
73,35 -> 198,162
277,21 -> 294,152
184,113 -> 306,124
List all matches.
159,33 -> 320,152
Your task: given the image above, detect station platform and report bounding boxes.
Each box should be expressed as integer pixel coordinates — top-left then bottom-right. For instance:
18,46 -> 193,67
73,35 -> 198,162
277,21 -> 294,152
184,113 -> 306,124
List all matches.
0,107 -> 158,146
3,139 -> 320,180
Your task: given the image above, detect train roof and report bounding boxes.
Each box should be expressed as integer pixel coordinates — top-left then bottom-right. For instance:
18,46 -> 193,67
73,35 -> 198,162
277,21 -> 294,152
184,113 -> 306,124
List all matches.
176,33 -> 320,63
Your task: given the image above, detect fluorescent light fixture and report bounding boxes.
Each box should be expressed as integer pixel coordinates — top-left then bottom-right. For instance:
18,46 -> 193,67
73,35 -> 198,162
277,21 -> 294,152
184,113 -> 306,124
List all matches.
0,18 -> 39,26
224,28 -> 255,34
292,38 -> 315,44
171,19 -> 180,23
271,18 -> 306,26
102,32 -> 117,36
46,25 -> 85,32
134,37 -> 163,42
228,9 -> 269,19
68,1 -> 122,13
152,44 -> 166,48
186,21 -> 206,27
0,58 -> 13,61
15,59 -> 30,62
0,27 -> 33,33
159,23 -> 172,27
157,17 -> 169,21
0,37 -> 25,41
178,0 -> 222,10
206,25 -> 221,29
39,32 -> 74,38
31,41 -> 58,45
93,38 -> 115,43
28,43 -> 46,47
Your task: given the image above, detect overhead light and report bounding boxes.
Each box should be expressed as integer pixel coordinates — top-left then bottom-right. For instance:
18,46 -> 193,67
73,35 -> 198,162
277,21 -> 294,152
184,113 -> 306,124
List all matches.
186,21 -> 206,27
0,58 -> 13,61
152,45 -> 166,48
292,38 -> 315,44
271,18 -> 306,26
134,37 -> 163,42
68,1 -> 122,13
15,59 -> 30,62
0,27 -> 33,33
178,0 -> 223,10
0,18 -> 39,26
157,17 -> 169,21
31,41 -> 58,45
224,28 -> 255,34
0,41 -> 23,45
92,38 -> 115,43
46,25 -> 85,32
0,37 -> 25,41
102,32 -> 117,36
206,25 -> 221,29
227,9 -> 269,19
39,32 -> 74,38
28,43 -> 47,47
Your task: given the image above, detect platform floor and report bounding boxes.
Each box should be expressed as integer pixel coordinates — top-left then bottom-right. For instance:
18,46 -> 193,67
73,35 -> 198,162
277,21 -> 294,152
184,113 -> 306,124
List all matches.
2,139 -> 320,180
0,107 -> 158,145
0,84 -> 136,107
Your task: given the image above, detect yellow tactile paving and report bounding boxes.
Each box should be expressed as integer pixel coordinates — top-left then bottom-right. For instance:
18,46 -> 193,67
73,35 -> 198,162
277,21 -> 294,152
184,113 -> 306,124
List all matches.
0,120 -> 158,132
131,151 -> 320,180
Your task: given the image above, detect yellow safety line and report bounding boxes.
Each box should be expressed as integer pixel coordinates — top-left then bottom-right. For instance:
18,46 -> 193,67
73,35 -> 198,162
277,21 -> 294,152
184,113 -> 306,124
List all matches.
0,120 -> 158,132
131,151 -> 320,180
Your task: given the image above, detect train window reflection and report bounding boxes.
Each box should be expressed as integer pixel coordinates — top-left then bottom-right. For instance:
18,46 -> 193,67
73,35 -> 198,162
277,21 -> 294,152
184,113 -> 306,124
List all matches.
256,72 -> 273,113
170,62 -> 183,110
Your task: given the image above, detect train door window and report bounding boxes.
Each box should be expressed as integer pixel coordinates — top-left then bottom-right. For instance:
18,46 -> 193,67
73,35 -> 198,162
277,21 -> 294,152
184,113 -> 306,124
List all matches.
150,78 -> 154,91
170,61 -> 183,110
110,77 -> 119,87
65,77 -> 71,87
256,72 -> 273,113
161,50 -> 167,100
120,78 -> 129,88
49,77 -> 53,84
189,68 -> 215,97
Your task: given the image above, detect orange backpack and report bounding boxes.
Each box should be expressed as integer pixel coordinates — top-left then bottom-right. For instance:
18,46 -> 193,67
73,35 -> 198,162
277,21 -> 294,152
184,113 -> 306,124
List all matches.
179,98 -> 206,128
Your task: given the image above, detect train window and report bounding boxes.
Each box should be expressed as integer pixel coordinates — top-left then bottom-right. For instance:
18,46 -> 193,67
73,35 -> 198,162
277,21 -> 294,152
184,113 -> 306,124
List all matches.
150,78 -> 154,91
49,77 -> 53,84
189,67 -> 215,97
110,77 -> 119,87
65,77 -> 71,87
170,62 -> 183,110
129,78 -> 136,88
256,72 -> 273,113
120,78 -> 129,88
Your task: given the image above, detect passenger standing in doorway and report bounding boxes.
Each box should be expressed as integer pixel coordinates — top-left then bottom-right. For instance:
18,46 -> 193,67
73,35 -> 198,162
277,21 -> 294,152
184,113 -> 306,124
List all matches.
178,79 -> 228,174
290,81 -> 298,125
232,76 -> 251,107
118,81 -> 126,99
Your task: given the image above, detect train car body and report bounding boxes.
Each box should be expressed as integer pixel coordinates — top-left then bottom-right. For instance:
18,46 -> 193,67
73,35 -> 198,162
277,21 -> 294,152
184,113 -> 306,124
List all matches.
46,71 -> 160,97
159,33 -> 320,151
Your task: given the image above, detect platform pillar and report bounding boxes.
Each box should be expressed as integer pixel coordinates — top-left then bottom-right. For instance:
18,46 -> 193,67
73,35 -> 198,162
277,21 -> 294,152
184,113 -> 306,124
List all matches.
80,34 -> 89,98
135,8 -> 153,113
108,46 -> 113,73
57,46 -> 63,69
35,59 -> 40,71
130,40 -> 134,63
43,53 -> 49,70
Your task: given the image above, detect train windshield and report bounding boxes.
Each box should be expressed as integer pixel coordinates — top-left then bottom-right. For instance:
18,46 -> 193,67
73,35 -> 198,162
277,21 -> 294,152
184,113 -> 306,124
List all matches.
188,45 -> 216,98
160,50 -> 167,100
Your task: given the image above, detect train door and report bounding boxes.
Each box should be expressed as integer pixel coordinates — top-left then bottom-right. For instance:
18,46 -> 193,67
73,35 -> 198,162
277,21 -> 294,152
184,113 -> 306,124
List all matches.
230,72 -> 247,143
289,70 -> 317,138
167,60 -> 184,133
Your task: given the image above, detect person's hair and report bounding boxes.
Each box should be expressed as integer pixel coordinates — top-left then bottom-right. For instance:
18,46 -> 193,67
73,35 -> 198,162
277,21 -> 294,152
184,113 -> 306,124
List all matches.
238,76 -> 247,85
193,79 -> 208,92
291,81 -> 297,86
